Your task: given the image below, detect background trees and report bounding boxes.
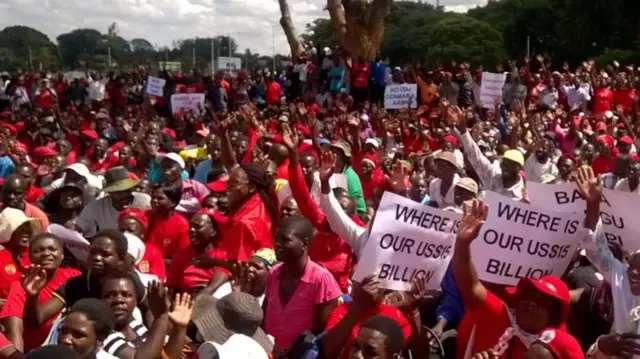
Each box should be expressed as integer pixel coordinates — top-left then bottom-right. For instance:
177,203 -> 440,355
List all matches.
2,0 -> 640,72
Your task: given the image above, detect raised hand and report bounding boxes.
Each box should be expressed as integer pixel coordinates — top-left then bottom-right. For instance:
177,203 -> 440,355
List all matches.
319,151 -> 337,182
456,200 -> 489,246
388,160 -> 410,194
446,105 -> 466,133
147,280 -> 169,318
353,275 -> 384,311
281,123 -> 298,151
575,165 -> 602,204
168,293 -> 193,328
21,265 -> 47,297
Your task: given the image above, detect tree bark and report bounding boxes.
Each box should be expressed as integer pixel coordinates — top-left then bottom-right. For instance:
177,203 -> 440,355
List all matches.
278,0 -> 305,59
327,0 -> 392,61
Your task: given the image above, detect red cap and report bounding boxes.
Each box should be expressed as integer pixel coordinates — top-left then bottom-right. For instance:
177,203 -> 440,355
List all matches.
0,111 -> 11,119
443,134 -> 458,146
619,135 -> 634,145
535,328 -> 585,359
33,146 -> 58,158
361,154 -> 378,168
0,123 -> 17,136
572,116 -> 582,127
596,121 -> 607,131
12,142 -> 28,153
81,129 -> 99,140
506,276 -> 571,327
295,124 -> 311,137
118,208 -> 149,230
162,128 -> 176,139
207,174 -> 229,193
196,207 -> 228,226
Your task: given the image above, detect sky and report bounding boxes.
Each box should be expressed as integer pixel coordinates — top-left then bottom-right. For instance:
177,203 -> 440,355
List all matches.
0,0 -> 488,56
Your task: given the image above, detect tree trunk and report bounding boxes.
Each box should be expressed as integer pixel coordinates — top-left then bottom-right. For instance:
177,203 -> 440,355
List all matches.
278,0 -> 305,59
327,0 -> 392,61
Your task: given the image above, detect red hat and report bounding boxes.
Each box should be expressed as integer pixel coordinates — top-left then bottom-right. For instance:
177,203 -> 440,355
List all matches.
174,71 -> 183,79
534,328 -> 584,359
506,276 -> 571,328
33,146 -> 58,158
0,123 -> 17,136
81,129 -> 99,140
596,121 -> 607,131
619,135 -> 634,145
361,154 -> 378,168
207,174 -> 229,193
597,134 -> 615,148
118,208 -> 149,230
12,142 -> 28,154
295,124 -> 311,137
196,207 -> 227,226
162,128 -> 176,139
443,134 -> 458,146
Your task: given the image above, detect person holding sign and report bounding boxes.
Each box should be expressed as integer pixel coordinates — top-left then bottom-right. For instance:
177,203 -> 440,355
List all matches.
452,200 -> 576,358
448,105 -> 526,200
575,166 -> 640,358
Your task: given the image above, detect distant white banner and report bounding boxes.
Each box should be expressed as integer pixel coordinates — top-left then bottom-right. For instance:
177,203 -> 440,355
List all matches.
170,93 -> 205,114
146,76 -> 166,97
384,84 -> 418,109
480,72 -> 507,109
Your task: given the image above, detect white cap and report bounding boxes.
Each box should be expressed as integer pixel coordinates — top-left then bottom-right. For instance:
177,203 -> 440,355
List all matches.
156,152 -> 185,170
364,138 -> 380,149
124,232 -> 145,265
64,163 -> 103,190
197,335 -> 268,359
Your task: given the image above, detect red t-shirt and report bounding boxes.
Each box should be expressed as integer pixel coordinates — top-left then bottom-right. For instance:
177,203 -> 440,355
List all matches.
613,89 -> 635,115
0,267 -> 80,351
266,81 -> 281,105
135,242 -> 167,280
166,245 -> 227,293
361,171 -> 386,200
221,193 -> 273,261
146,212 -> 191,259
0,249 -> 30,299
88,154 -> 118,173
351,63 -> 371,89
325,302 -> 412,359
35,89 -> 55,110
593,87 -> 613,115
403,130 -> 425,155
592,155 -> 616,176
456,291 -> 526,359
25,184 -> 44,204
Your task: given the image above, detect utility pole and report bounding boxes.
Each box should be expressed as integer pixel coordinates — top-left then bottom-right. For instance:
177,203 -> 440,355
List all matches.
210,38 -> 215,73
272,26 -> 276,72
27,47 -> 33,69
108,46 -> 112,68
192,47 -> 196,68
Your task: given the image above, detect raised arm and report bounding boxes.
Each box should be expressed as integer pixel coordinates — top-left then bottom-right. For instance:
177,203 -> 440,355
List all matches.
452,200 -> 489,310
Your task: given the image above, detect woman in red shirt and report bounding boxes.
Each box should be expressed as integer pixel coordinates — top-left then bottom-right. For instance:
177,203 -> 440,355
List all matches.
146,182 -> 190,260
0,208 -> 41,300
358,155 -> 386,200
222,163 -> 279,261
0,233 -> 80,352
167,209 -> 228,295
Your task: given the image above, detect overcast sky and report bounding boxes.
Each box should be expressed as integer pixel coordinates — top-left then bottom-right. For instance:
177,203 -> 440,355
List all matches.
0,0 -> 487,56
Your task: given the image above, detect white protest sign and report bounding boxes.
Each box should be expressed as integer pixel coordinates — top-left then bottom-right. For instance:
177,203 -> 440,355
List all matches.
480,72 -> 507,109
47,224 -> 90,262
384,84 -> 418,109
145,76 -> 166,97
352,192 -> 458,291
170,93 -> 205,115
526,181 -> 640,250
471,191 -> 583,286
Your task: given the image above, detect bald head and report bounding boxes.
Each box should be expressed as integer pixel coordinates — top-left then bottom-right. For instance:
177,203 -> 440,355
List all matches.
269,143 -> 289,166
1,174 -> 28,209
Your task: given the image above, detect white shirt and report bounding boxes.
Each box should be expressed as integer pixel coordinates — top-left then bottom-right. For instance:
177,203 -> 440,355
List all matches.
538,87 -> 558,109
12,86 -> 30,106
614,178 -> 640,193
294,63 -> 308,82
87,77 -> 106,101
428,174 -> 461,208
563,85 -> 591,111
523,155 -> 558,183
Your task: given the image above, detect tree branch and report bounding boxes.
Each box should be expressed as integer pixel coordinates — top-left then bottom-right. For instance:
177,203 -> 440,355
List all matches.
278,0 -> 305,58
367,0 -> 392,33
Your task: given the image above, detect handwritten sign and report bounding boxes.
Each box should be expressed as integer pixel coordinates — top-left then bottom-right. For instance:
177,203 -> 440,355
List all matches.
352,192 -> 457,291
384,84 -> 418,109
145,76 -> 166,97
480,72 -> 507,109
170,93 -> 205,115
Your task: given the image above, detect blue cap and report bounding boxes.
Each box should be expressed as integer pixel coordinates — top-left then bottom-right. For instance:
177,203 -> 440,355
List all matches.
320,138 -> 331,145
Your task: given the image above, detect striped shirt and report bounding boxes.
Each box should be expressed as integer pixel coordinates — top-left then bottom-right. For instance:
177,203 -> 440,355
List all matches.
102,318 -> 148,356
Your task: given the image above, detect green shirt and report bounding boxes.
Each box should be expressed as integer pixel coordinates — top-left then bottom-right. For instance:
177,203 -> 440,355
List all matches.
345,166 -> 366,213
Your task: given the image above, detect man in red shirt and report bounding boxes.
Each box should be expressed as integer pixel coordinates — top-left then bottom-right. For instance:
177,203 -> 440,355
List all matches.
265,73 -> 282,106
351,58 -> 371,105
593,79 -> 614,116
13,163 -> 44,204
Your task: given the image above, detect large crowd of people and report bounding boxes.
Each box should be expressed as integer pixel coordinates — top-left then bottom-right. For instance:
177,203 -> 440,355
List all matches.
0,46 -> 638,359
